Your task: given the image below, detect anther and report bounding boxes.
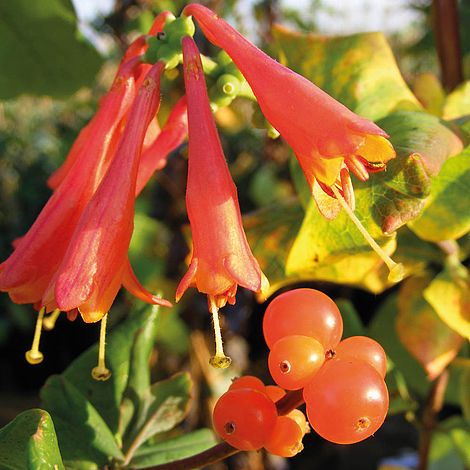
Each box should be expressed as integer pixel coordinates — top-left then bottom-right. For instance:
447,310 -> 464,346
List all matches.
330,185 -> 404,283
25,307 -> 45,365
43,309 -> 61,331
91,313 -> 112,381
208,297 -> 232,369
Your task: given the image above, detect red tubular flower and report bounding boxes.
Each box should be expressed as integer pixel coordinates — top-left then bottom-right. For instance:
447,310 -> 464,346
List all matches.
183,4 -> 395,216
43,62 -> 169,322
48,11 -> 174,190
176,36 -> 268,309
0,57 -> 140,306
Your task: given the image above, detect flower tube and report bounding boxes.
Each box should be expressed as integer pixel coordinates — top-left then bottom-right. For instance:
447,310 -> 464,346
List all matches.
178,36 -> 268,367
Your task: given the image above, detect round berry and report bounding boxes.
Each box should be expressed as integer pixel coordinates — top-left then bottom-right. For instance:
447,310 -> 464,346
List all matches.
263,289 -> 343,351
287,409 -> 309,435
304,359 -> 389,444
265,385 -> 286,403
334,336 -> 387,378
268,335 -> 325,390
213,389 -> 277,450
264,415 -> 304,457
229,375 -> 266,393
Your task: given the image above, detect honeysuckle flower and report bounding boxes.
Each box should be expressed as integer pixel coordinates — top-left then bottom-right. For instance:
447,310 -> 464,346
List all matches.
182,4 -> 395,211
43,61 -> 168,322
177,36 -> 268,368
0,57 -> 140,308
183,4 -> 404,282
48,11 -> 174,190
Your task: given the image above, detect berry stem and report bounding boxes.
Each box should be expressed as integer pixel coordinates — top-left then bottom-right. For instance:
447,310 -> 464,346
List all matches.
417,370 -> 449,470
330,184 -> 404,282
138,389 -> 305,470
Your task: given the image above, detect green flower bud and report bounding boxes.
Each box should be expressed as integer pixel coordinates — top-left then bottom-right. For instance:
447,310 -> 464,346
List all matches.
216,74 -> 240,97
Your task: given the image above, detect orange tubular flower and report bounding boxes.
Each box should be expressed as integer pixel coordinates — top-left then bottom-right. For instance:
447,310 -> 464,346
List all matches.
182,4 -> 395,216
44,62 -> 169,322
177,36 -> 268,367
0,57 -> 140,307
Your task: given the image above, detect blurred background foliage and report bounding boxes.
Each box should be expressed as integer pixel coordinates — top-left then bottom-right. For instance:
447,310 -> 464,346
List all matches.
0,0 -> 469,469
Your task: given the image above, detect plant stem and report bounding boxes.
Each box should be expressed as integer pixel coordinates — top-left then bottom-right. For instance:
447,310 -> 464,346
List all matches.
140,389 -> 304,470
431,0 -> 463,91
417,370 -> 449,470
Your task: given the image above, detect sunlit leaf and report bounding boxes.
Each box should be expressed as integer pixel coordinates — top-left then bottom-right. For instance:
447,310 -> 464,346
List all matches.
443,81 -> 470,120
0,409 -> 64,470
0,0 -> 102,100
424,263 -> 470,340
410,146 -> 470,242
412,72 -> 445,117
272,26 -> 420,120
397,276 -> 463,379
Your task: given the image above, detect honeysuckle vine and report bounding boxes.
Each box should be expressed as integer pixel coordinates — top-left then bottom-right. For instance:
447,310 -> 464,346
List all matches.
0,4 -> 404,379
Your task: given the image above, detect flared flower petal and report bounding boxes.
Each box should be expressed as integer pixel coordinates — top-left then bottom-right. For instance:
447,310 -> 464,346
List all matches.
176,36 -> 268,308
48,62 -> 165,322
183,4 -> 395,206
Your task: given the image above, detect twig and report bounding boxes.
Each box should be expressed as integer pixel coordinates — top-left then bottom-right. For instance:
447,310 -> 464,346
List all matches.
417,370 -> 449,470
431,0 -> 463,91
140,389 -> 304,470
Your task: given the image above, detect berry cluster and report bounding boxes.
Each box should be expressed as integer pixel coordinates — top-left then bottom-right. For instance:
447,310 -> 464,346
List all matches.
213,376 -> 308,457
212,288 -> 389,455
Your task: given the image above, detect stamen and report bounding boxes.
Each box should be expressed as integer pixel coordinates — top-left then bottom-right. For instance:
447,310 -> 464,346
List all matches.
208,296 -> 232,369
330,185 -> 404,283
43,309 -> 61,331
91,313 -> 112,381
340,168 -> 355,212
345,155 -> 370,181
25,307 -> 45,365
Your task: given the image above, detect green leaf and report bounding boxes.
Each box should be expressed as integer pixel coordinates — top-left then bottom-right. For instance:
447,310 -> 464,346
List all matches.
424,263 -> 470,340
439,416 -> 470,466
335,299 -> 365,338
130,429 -> 217,468
272,26 -> 420,120
244,198 -> 304,294
55,306 -> 162,434
0,409 -> 64,470
396,276 -> 464,379
461,365 -> 470,421
368,294 -> 430,398
409,146 -> 470,242
0,0 -> 103,100
123,373 -> 193,454
40,376 -> 124,467
443,81 -> 470,120
430,431 -> 465,470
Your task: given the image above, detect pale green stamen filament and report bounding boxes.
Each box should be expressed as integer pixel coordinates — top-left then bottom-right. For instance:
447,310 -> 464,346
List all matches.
208,297 -> 232,369
91,313 -> 111,381
43,308 -> 61,331
331,185 -> 404,283
25,307 -> 45,365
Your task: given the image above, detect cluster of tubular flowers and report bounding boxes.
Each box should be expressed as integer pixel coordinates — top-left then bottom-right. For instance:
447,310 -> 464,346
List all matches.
0,13 -> 187,378
1,4 -> 404,377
